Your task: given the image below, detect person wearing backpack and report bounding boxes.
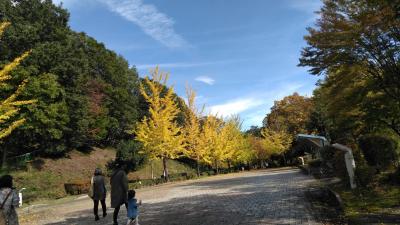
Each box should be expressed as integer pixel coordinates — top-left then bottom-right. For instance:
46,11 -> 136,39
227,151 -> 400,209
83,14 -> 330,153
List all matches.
0,175 -> 19,225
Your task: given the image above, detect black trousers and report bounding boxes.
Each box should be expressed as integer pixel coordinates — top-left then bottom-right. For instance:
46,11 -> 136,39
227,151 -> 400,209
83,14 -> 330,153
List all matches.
93,199 -> 107,217
113,203 -> 128,223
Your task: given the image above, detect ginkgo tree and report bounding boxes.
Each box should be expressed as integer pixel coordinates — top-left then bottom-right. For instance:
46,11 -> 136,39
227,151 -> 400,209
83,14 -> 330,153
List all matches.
261,128 -> 291,164
135,67 -> 186,181
199,115 -> 246,173
0,22 -> 35,167
199,115 -> 224,173
219,116 -> 244,170
232,135 -> 255,168
182,85 -> 207,176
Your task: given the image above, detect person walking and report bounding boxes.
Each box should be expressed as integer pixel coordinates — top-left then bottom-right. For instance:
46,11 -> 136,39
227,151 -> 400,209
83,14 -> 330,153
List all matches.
0,175 -> 19,225
90,168 -> 107,221
110,163 -> 128,225
126,190 -> 142,225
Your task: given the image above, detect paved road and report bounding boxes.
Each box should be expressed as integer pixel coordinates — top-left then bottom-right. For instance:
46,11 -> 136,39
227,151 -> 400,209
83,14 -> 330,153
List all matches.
20,168 -> 321,225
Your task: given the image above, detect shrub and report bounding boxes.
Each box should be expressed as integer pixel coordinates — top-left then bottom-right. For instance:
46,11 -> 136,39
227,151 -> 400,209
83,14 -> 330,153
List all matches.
332,151 -> 349,181
387,167 -> 400,184
206,170 -> 215,176
355,161 -> 376,187
308,159 -> 322,168
319,146 -> 347,179
358,135 -> 398,171
64,182 -> 90,195
320,146 -> 335,164
108,140 -> 148,172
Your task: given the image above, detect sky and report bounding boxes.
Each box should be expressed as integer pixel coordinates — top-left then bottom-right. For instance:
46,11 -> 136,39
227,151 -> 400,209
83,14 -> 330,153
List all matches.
54,0 -> 322,130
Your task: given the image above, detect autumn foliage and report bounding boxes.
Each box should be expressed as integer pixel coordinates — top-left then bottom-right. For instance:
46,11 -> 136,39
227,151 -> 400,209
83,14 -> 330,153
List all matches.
134,68 -> 294,178
0,22 -> 35,140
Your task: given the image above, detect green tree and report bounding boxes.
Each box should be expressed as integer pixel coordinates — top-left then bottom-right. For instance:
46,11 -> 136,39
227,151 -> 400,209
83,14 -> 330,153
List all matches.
299,0 -> 400,136
245,126 -> 262,137
0,0 -> 141,157
358,134 -> 398,172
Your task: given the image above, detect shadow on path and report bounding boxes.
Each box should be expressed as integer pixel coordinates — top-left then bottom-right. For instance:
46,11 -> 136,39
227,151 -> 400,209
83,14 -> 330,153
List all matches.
44,169 -> 319,225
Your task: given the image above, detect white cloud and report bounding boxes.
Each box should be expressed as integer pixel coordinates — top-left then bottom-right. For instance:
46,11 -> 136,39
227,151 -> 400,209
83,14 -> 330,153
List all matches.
135,59 -> 248,70
52,0 -> 90,8
287,0 -> 322,24
52,0 -> 73,7
241,110 -> 267,129
136,62 -> 209,70
288,0 -> 321,13
102,0 -> 188,48
195,76 -> 215,85
205,82 -> 308,129
209,98 -> 263,117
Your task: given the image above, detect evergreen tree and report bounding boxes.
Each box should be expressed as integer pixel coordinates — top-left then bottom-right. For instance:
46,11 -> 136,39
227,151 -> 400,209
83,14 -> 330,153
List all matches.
0,0 -> 141,156
299,0 -> 400,136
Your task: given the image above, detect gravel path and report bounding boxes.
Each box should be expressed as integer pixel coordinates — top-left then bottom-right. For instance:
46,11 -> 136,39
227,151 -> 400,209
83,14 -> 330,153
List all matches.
20,168 -> 322,225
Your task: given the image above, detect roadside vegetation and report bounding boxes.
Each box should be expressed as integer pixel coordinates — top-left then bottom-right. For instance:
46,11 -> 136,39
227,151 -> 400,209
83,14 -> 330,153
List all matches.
296,0 -> 400,223
0,1 -> 399,220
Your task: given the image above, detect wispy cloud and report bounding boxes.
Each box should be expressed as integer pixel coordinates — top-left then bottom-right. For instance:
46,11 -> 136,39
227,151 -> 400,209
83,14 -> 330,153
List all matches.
206,82 -> 307,129
287,0 -> 321,13
195,76 -> 215,85
136,59 -> 248,70
242,109 -> 267,128
102,0 -> 188,48
52,0 -> 83,8
286,0 -> 322,24
136,62 -> 209,70
209,98 -> 264,117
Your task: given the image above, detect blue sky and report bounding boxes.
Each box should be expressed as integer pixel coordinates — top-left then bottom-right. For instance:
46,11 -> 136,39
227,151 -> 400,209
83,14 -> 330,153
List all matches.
54,0 -> 321,129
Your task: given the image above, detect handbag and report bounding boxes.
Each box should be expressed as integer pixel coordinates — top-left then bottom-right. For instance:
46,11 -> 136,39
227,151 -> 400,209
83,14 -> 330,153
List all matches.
88,177 -> 94,199
0,190 -> 12,225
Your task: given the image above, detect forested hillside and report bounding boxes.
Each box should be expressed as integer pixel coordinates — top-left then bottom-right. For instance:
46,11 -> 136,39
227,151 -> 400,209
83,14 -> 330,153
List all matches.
0,0 -> 141,163
0,0 -> 278,177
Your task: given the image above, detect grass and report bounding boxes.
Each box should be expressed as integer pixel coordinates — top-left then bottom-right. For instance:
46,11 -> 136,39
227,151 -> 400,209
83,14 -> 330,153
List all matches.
6,148 -> 116,203
3,148 -> 197,204
331,183 -> 400,220
12,170 -> 67,203
128,159 -> 197,180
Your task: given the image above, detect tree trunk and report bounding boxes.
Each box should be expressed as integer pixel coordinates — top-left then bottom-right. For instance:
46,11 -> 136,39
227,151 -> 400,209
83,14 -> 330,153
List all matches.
227,160 -> 231,172
196,156 -> 200,177
150,160 -> 154,179
282,154 -> 287,166
216,161 -> 219,174
1,149 -> 7,169
162,157 -> 169,182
